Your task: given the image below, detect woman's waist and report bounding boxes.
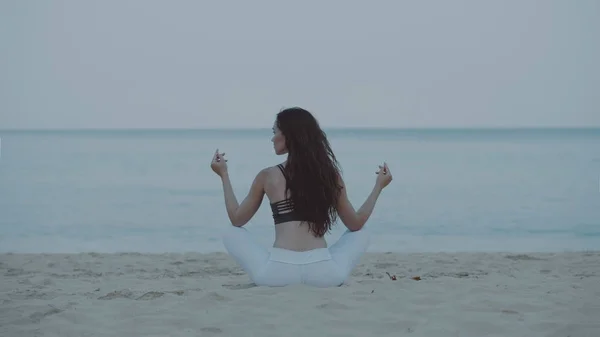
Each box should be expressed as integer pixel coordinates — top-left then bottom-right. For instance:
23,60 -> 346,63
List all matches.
267,245 -> 331,264
273,224 -> 327,252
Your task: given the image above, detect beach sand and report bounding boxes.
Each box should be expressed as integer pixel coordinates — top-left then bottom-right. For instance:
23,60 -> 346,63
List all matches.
1,251 -> 599,337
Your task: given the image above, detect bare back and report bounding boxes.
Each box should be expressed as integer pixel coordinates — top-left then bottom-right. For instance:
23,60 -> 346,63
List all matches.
263,165 -> 328,251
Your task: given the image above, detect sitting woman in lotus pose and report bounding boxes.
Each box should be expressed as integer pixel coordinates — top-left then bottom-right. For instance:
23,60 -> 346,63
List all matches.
210,107 -> 393,287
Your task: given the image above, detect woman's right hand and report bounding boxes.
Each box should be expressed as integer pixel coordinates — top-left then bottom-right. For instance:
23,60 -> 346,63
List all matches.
375,162 -> 393,189
210,148 -> 228,177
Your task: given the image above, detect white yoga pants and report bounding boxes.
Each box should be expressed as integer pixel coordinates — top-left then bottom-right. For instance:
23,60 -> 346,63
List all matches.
222,226 -> 370,287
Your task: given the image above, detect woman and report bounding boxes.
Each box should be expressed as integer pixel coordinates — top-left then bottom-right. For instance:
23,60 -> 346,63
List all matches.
210,107 -> 393,287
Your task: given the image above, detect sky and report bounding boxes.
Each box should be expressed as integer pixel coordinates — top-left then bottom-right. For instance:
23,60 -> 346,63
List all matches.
1,0 -> 599,129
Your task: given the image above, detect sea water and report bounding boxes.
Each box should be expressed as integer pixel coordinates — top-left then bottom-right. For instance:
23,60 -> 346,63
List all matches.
1,128 -> 599,253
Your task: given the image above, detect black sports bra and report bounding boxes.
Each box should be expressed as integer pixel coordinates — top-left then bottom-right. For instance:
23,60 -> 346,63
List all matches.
270,164 -> 305,224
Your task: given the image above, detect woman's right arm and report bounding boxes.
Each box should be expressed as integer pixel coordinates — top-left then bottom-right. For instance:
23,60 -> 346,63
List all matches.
337,181 -> 382,231
336,163 -> 392,231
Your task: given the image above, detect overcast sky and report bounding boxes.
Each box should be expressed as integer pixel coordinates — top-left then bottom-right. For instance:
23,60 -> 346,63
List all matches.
1,0 -> 599,129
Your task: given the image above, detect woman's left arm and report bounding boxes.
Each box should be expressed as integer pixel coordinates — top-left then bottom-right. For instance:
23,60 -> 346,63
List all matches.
220,169 -> 267,227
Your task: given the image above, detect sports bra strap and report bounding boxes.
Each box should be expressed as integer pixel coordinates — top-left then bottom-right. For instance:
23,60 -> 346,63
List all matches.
277,164 -> 288,180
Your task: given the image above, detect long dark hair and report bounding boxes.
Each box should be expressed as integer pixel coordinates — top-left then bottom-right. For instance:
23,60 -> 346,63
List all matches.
276,107 -> 343,237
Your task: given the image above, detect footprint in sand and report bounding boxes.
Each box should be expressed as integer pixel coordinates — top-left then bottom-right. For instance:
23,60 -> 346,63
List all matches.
201,327 -> 222,334
373,262 -> 398,269
167,290 -> 185,296
316,300 -> 350,310
221,283 -> 256,290
29,305 -> 63,323
98,290 -> 172,301
97,289 -> 135,300
136,291 -> 165,300
203,292 -> 230,302
5,268 -> 24,277
501,309 -> 519,315
505,254 -> 544,261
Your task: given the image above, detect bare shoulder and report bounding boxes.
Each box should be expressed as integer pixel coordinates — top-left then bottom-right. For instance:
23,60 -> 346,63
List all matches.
256,165 -> 277,180
262,163 -> 285,173
257,164 -> 286,186
256,167 -> 270,179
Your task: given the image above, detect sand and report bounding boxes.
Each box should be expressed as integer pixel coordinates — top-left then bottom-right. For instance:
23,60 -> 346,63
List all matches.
1,251 -> 599,337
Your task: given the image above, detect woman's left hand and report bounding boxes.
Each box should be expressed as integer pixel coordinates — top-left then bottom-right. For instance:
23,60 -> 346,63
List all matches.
210,149 -> 228,177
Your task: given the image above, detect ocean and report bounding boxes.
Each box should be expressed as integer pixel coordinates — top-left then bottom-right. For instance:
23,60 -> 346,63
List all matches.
1,128 -> 599,254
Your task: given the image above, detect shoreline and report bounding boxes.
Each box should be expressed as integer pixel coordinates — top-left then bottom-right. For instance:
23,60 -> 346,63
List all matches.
2,234 -> 598,256
2,249 -> 600,256
2,251 -> 599,336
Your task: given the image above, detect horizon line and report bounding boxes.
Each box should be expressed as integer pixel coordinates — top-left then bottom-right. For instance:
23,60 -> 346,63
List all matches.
1,126 -> 600,132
